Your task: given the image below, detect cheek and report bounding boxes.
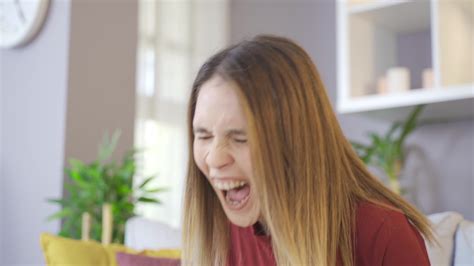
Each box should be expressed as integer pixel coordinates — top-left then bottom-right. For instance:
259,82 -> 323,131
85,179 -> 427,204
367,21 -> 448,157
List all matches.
238,148 -> 253,178
193,142 -> 208,175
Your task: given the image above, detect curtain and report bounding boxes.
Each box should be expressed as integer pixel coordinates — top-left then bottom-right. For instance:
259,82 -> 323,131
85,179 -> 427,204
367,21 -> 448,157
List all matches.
135,0 -> 229,228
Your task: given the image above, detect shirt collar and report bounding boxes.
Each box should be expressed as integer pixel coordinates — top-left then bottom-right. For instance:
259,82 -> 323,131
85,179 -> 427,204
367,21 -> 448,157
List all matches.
252,221 -> 269,236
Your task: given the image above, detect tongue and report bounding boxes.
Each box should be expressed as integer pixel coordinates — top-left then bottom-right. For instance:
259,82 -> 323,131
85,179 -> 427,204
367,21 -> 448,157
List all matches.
227,184 -> 250,202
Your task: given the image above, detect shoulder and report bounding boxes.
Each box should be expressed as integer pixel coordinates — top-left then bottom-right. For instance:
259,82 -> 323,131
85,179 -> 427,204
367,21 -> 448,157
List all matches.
354,201 -> 430,266
355,201 -> 404,237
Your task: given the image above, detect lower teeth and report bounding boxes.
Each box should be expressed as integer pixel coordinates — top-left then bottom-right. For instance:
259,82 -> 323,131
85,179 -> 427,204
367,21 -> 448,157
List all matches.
227,194 -> 249,206
229,199 -> 242,205
224,184 -> 250,207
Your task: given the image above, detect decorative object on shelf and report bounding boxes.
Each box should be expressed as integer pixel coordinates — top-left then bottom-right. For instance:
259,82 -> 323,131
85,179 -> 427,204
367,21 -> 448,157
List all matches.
47,131 -> 167,244
351,105 -> 425,194
386,67 -> 410,93
0,0 -> 50,48
377,76 -> 387,94
348,0 -> 372,5
422,68 -> 434,89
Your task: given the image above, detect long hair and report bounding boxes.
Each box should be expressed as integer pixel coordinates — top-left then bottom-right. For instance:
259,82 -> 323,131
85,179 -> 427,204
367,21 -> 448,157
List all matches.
182,35 -> 435,266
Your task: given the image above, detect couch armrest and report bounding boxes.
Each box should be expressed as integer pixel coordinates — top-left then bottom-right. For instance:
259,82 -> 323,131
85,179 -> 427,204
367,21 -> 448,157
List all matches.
454,220 -> 474,265
125,216 -> 181,250
425,212 -> 464,266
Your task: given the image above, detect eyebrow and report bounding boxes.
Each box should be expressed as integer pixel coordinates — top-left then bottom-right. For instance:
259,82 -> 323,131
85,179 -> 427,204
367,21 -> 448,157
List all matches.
193,127 -> 247,136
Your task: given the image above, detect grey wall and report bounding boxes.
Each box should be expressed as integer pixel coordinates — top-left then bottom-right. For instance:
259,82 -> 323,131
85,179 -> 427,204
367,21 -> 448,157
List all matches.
0,1 -> 71,265
230,0 -> 337,101
229,0 -> 391,158
0,0 -> 138,265
403,120 -> 473,217
230,0 -> 474,219
64,0 -> 138,167
397,30 -> 432,90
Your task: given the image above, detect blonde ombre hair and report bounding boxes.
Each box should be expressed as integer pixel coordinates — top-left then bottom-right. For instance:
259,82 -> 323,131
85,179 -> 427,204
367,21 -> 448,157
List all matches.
182,35 -> 435,266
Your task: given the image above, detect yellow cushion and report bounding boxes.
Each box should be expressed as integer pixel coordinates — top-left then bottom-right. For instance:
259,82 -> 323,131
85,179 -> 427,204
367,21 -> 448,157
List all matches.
141,248 -> 181,259
40,233 -> 181,265
40,233 -> 136,266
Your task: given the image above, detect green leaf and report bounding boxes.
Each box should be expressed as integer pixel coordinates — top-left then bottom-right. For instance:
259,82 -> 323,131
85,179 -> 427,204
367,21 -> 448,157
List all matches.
85,164 -> 103,180
351,141 -> 368,150
362,146 -> 376,164
369,132 -> 383,146
123,149 -> 140,161
74,176 -> 93,190
397,105 -> 425,147
98,130 -> 121,162
68,159 -> 86,171
46,198 -> 67,205
385,122 -> 402,140
115,163 -> 135,181
58,230 -> 70,238
138,176 -> 155,189
47,208 -> 71,221
144,187 -> 168,193
137,197 -> 160,204
117,185 -> 133,196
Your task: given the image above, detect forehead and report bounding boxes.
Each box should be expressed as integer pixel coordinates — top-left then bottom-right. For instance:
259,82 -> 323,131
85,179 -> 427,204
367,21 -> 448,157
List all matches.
193,75 -> 247,127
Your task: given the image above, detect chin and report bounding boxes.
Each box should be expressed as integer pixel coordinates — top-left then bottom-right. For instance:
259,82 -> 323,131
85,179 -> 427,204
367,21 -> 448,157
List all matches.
226,212 -> 259,227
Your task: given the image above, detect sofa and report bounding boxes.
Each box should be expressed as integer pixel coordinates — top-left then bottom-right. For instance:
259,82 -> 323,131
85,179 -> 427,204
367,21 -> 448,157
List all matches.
125,212 -> 473,265
125,216 -> 181,251
425,212 -> 474,265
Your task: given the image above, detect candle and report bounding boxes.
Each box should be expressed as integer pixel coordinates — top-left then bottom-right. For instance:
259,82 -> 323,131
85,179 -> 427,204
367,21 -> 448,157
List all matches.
422,68 -> 434,89
81,212 -> 91,241
387,67 -> 410,93
102,203 -> 113,245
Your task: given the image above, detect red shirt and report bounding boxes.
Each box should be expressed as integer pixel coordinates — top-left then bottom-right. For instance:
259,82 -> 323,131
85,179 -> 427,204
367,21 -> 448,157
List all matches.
228,202 -> 430,266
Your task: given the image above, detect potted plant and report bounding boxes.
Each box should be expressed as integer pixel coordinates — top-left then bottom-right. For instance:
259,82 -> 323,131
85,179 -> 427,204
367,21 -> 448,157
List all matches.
351,105 -> 425,194
47,131 -> 166,244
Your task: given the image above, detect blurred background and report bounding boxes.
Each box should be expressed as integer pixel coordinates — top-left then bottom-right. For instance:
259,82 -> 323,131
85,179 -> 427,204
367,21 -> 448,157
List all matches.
0,0 -> 472,265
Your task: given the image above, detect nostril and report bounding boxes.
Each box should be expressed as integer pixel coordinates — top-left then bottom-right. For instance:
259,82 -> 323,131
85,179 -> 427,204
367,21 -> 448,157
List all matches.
206,148 -> 234,169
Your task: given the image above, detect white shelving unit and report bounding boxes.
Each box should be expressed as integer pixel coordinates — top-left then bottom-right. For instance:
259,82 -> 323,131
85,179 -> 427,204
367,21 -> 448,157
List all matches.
337,0 -> 474,121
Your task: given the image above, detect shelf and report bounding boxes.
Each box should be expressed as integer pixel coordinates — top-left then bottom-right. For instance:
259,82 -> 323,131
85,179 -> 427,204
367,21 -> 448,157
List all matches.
437,0 -> 474,87
338,0 -> 473,122
349,0 -> 409,14
349,0 -> 430,33
337,84 -> 474,121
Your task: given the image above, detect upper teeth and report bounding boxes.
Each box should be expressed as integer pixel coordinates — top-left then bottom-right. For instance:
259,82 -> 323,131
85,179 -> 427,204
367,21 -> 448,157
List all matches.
214,180 -> 247,191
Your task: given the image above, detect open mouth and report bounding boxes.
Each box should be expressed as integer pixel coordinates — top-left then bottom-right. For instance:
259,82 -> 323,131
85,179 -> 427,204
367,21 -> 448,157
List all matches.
214,180 -> 251,209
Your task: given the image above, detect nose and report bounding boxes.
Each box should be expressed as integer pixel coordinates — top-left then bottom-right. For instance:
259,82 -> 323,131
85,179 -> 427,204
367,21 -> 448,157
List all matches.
206,140 -> 233,171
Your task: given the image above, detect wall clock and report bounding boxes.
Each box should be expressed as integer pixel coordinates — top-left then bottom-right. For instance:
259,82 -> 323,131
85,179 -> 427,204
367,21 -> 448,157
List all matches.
0,0 -> 50,48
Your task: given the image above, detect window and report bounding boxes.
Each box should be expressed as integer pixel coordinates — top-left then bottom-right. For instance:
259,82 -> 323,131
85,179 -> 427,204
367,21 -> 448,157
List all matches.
135,0 -> 229,228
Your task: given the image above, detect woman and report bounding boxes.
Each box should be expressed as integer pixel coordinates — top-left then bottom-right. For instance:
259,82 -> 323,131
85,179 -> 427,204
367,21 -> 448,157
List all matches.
182,35 -> 435,266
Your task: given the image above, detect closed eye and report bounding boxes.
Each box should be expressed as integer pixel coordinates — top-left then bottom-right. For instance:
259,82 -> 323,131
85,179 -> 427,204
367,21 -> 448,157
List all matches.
234,138 -> 247,143
197,135 -> 212,140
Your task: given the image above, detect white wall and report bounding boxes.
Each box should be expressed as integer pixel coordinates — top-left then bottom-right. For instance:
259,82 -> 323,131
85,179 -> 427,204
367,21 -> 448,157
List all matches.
0,0 -> 71,264
230,0 -> 474,219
